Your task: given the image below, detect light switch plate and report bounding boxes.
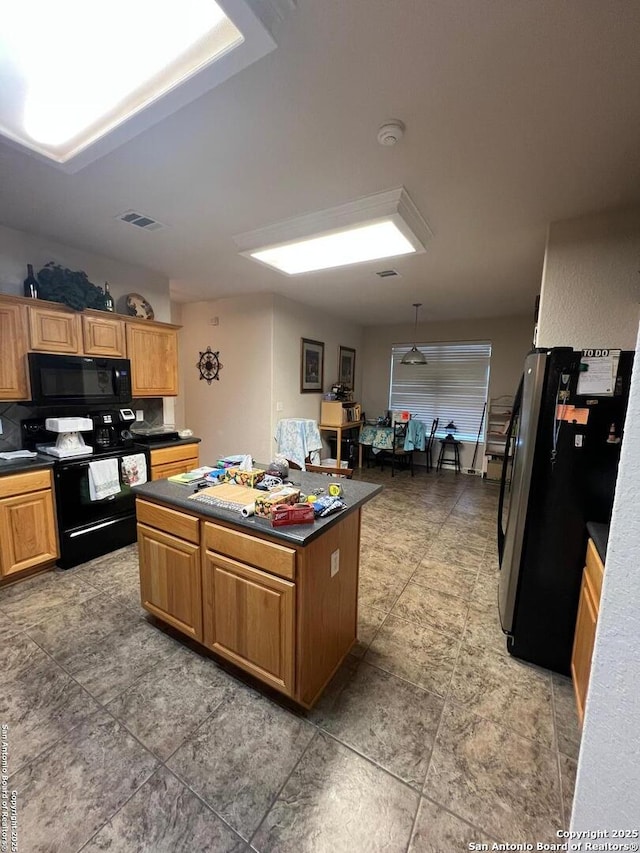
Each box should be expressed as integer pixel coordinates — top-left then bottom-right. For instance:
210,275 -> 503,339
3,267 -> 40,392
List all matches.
330,549 -> 340,577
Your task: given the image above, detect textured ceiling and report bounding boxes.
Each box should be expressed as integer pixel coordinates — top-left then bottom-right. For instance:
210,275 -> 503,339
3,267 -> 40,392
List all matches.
1,0 -> 639,325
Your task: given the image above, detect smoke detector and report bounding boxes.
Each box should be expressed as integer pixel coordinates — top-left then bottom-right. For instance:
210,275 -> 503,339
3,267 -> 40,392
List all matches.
377,120 -> 405,147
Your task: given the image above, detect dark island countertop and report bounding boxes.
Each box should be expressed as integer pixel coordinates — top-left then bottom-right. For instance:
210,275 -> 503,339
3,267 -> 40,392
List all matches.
133,471 -> 382,546
0,454 -> 56,475
587,521 -> 609,563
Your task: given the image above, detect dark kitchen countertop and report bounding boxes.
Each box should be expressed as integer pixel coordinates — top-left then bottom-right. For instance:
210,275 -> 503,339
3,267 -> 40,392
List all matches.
133,471 -> 382,546
132,437 -> 201,451
0,454 -> 56,475
586,521 -> 609,563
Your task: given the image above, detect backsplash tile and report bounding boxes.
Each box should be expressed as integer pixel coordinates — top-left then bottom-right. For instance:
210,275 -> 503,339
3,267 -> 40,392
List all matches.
0,398 -> 164,451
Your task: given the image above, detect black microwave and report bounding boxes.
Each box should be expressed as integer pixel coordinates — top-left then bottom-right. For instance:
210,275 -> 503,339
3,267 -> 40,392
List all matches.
27,353 -> 133,407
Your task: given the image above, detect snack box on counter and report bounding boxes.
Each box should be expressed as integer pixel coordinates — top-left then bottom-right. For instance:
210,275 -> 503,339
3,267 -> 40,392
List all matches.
254,486 -> 301,519
226,467 -> 265,488
271,503 -> 315,526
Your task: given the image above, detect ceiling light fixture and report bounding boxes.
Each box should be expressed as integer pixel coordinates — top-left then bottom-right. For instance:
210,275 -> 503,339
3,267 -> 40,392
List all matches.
234,187 -> 431,275
401,303 -> 427,365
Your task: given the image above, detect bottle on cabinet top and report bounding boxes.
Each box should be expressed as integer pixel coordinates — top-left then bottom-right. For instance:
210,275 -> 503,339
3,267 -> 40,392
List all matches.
23,263 -> 39,299
103,282 -> 115,312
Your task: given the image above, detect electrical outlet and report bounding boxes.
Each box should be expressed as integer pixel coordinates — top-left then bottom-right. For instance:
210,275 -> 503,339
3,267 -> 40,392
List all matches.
330,549 -> 340,578
135,410 -> 144,422
0,417 -> 3,435
276,402 -> 283,412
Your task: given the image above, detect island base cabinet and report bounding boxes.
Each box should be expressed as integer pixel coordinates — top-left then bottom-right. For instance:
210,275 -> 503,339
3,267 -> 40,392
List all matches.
203,551 -> 295,697
138,523 -> 202,641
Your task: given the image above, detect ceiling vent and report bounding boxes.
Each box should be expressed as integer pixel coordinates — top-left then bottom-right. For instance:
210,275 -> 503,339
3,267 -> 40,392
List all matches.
116,210 -> 166,232
376,269 -> 401,278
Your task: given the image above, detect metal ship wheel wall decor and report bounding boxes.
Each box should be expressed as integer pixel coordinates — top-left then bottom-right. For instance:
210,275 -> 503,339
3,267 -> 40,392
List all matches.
197,347 -> 223,384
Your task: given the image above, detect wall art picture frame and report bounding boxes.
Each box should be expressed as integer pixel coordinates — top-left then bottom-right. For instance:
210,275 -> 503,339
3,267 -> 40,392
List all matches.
338,345 -> 356,390
300,338 -> 324,393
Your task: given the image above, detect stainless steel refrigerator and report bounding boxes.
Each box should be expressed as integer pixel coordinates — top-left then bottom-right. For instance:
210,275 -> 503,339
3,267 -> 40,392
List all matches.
497,347 -> 633,674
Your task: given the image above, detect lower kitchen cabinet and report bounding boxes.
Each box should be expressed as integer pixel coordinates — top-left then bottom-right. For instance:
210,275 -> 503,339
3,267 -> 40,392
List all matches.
202,550 -> 295,696
571,538 -> 604,724
150,443 -> 200,481
137,522 -> 203,640
0,469 -> 58,579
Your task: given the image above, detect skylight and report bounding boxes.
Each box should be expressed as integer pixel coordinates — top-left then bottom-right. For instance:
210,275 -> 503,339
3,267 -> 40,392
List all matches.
235,187 -> 432,275
0,1 -> 277,171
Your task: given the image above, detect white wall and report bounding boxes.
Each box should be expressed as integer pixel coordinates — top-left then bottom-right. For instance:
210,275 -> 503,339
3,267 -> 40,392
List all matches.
360,314 -> 533,470
571,319 -> 640,829
178,292 -> 363,465
179,293 -> 274,465
537,207 -> 640,349
0,223 -> 171,322
272,294 -> 363,458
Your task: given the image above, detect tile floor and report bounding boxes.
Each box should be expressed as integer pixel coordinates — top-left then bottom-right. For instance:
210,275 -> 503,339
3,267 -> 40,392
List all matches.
1,468 -> 582,852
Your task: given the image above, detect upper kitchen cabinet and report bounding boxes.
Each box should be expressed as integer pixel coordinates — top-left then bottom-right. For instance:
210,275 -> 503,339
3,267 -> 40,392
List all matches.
0,301 -> 30,400
82,312 -> 126,357
126,319 -> 179,397
28,304 -> 82,353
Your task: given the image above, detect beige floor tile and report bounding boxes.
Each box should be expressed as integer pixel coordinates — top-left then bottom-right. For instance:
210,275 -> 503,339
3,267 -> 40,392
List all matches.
392,583 -> 469,638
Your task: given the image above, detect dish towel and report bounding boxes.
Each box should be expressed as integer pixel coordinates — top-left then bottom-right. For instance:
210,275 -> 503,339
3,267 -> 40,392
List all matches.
88,459 -> 121,501
121,453 -> 148,487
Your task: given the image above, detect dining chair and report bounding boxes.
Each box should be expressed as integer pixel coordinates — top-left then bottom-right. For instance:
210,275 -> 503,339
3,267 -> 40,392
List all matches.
388,421 -> 414,477
425,417 -> 439,472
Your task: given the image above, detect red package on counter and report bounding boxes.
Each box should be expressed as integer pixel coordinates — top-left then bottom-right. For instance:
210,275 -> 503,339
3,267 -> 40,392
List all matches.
271,503 -> 315,526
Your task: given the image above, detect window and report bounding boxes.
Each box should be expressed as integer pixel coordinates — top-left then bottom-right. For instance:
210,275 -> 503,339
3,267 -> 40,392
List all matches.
389,341 -> 491,441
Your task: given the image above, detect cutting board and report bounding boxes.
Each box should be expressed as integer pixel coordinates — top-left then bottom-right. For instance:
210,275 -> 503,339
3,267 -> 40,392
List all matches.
195,483 -> 265,505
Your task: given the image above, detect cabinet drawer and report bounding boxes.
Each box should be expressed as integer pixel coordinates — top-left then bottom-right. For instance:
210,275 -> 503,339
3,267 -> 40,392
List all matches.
204,521 -> 296,580
136,498 -> 200,544
585,539 -> 604,610
0,468 -> 53,499
150,444 -> 199,467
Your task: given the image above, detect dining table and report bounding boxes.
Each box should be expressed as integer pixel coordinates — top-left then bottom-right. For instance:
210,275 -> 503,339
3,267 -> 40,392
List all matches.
358,420 -> 427,467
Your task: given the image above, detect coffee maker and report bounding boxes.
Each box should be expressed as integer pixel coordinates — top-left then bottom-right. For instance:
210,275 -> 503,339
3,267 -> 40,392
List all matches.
91,409 -> 136,449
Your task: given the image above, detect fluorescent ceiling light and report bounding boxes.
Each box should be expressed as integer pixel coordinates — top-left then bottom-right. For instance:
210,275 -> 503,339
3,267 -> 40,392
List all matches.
0,1 -> 279,171
235,187 -> 432,275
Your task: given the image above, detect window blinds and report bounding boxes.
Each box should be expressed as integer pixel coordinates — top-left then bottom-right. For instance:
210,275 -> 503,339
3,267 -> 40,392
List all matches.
389,341 -> 491,441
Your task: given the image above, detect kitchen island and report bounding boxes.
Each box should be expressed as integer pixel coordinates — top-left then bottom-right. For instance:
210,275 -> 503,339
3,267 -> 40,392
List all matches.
133,472 -> 381,708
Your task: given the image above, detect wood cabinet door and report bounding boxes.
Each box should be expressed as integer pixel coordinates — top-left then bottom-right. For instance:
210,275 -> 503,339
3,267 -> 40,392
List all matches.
82,315 -> 126,357
28,306 -> 81,353
126,323 -> 178,396
203,551 -> 295,696
0,489 -> 58,576
137,523 -> 202,640
151,460 -> 197,481
571,574 -> 597,724
0,302 -> 30,401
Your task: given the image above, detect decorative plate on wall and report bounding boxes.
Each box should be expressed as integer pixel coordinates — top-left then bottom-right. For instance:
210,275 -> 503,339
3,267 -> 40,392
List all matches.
197,347 -> 223,384
125,292 -> 155,320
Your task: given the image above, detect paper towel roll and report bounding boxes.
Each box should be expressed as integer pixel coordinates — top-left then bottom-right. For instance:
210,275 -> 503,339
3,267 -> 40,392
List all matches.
240,502 -> 255,517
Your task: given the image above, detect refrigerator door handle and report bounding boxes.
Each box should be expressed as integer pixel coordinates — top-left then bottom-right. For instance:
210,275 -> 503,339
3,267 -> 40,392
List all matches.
497,374 -> 523,566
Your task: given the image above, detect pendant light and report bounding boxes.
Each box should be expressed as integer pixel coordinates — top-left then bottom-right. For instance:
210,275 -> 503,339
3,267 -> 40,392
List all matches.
401,303 -> 427,365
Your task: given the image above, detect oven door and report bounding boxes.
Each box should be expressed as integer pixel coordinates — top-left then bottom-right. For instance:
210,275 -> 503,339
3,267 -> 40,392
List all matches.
53,449 -> 147,533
